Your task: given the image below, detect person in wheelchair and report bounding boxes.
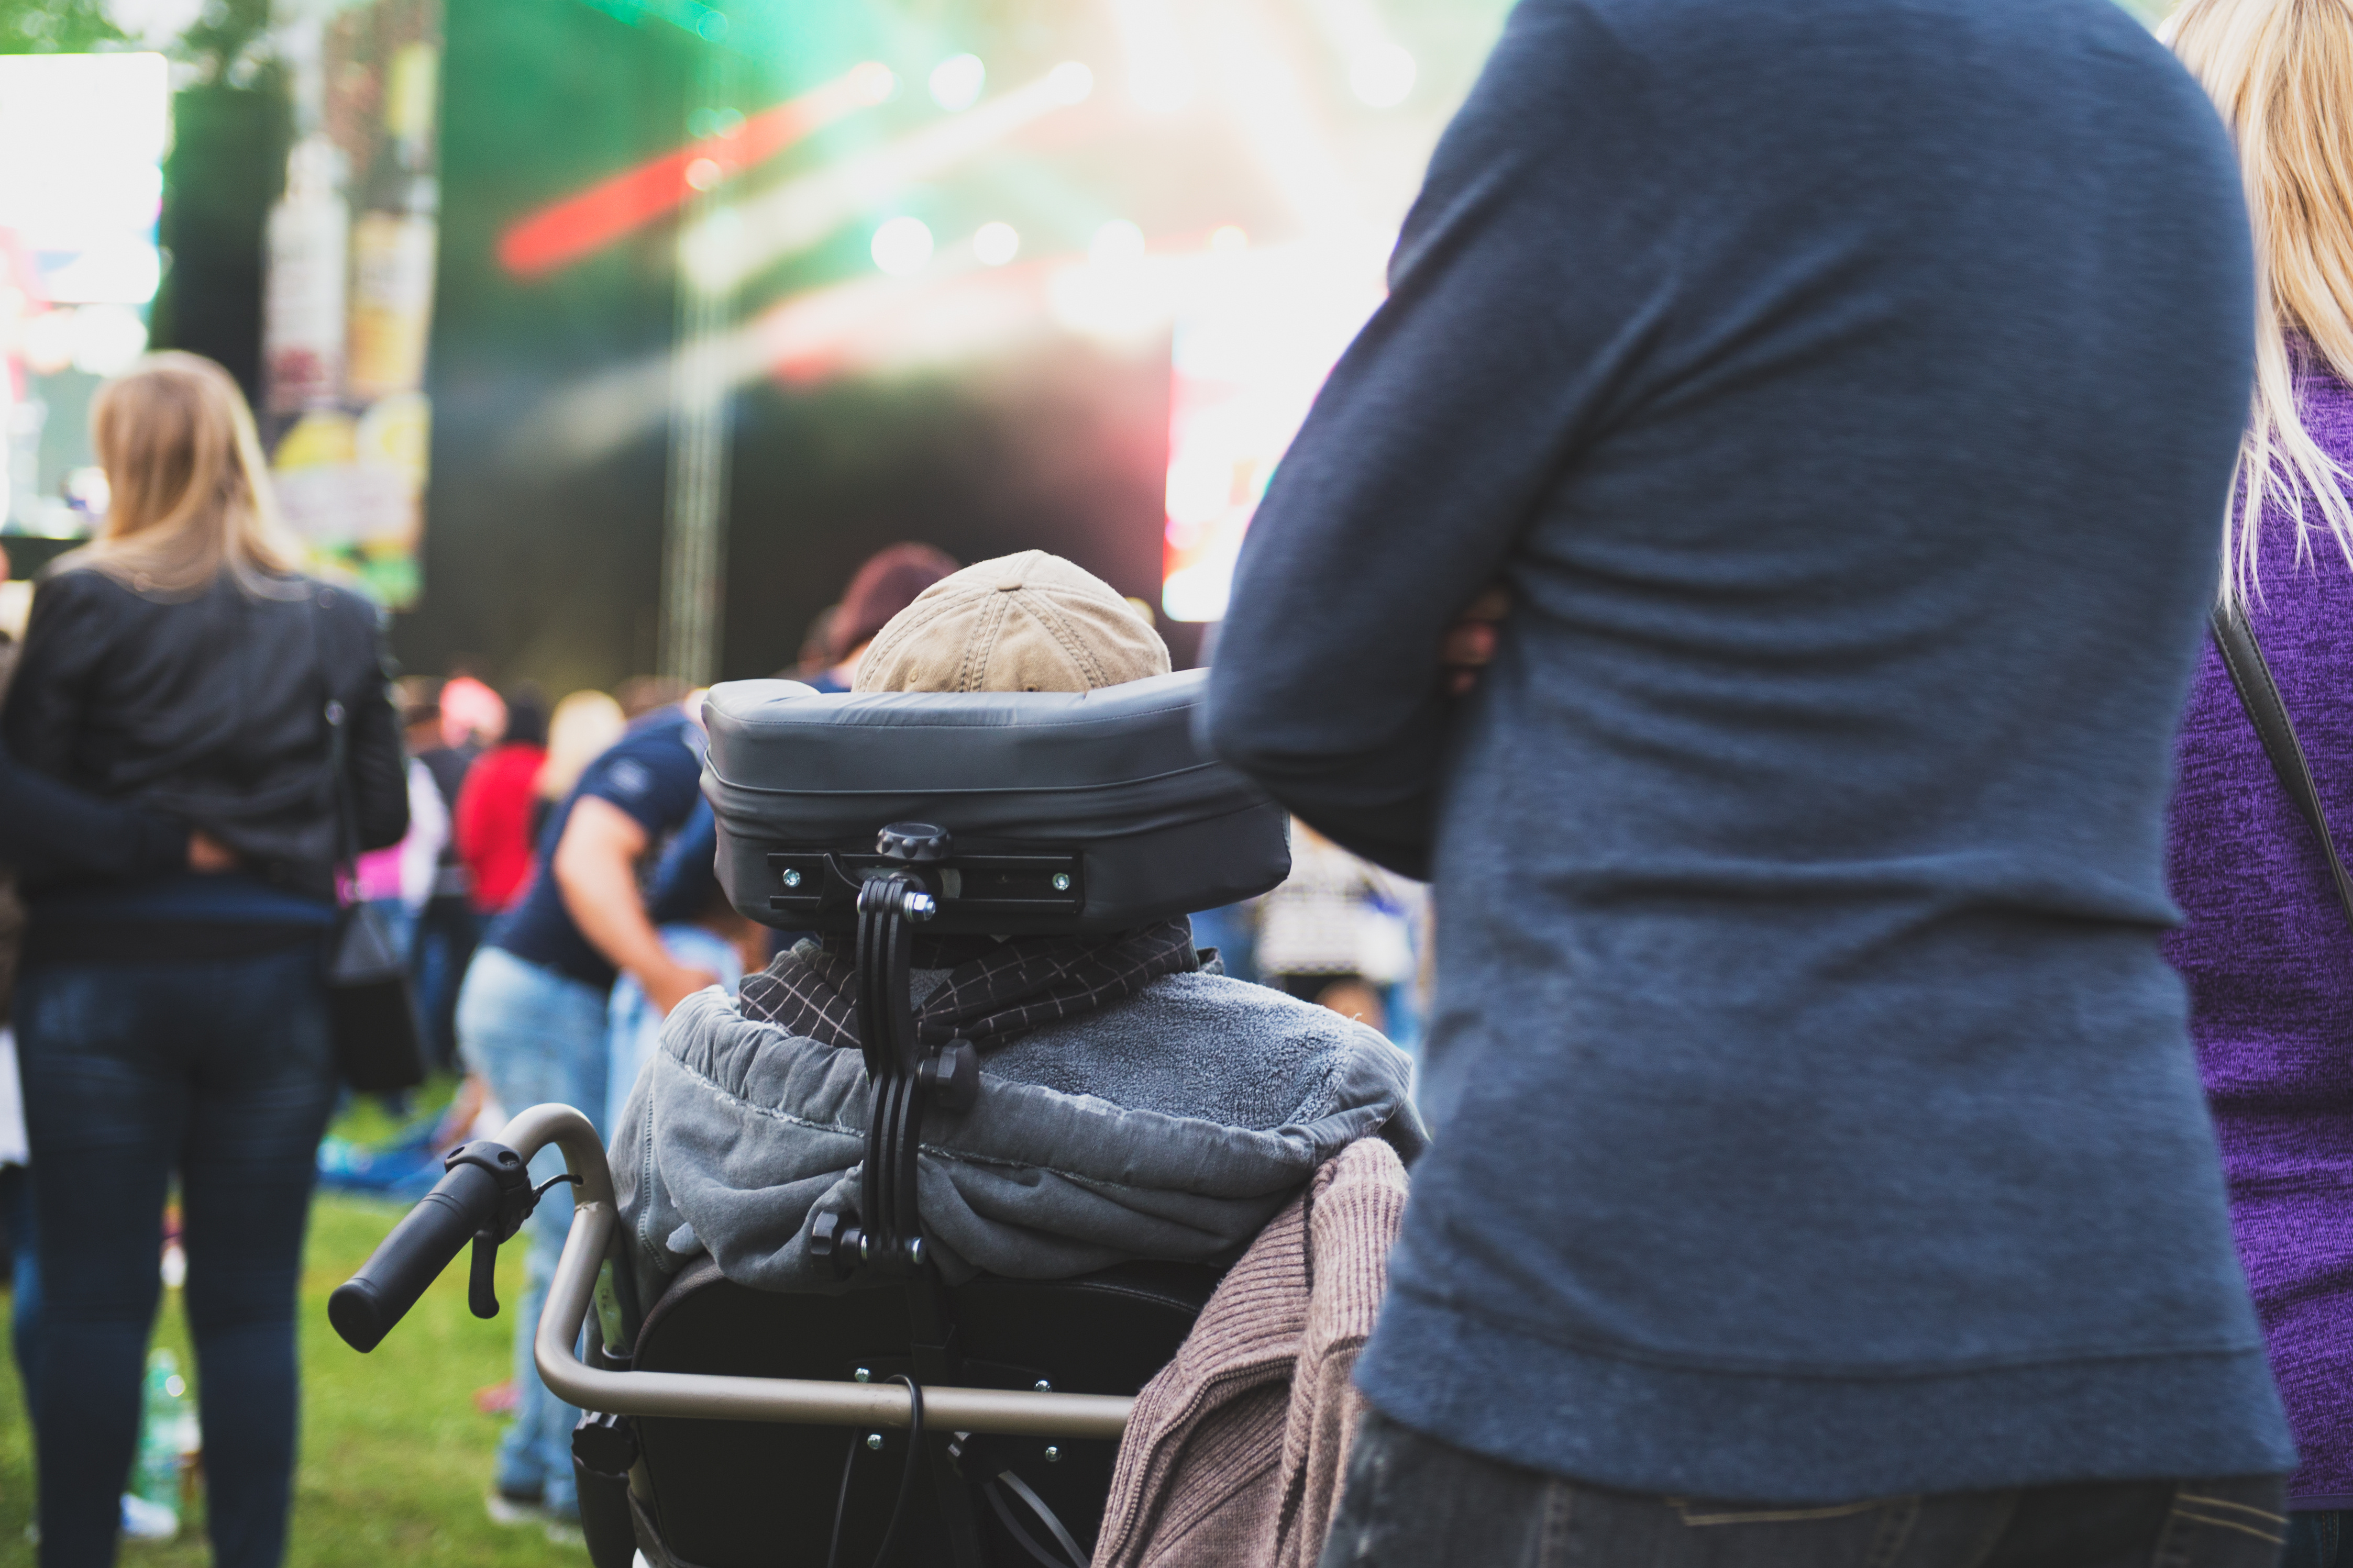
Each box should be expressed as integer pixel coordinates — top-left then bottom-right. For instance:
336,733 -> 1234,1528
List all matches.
596,551 -> 1422,1568
615,551 -> 1422,1303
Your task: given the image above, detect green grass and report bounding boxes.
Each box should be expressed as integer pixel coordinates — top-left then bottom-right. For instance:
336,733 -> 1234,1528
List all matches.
0,1192 -> 585,1567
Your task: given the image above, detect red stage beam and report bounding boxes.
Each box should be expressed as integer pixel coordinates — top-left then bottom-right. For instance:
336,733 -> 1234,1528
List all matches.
497,62 -> 894,280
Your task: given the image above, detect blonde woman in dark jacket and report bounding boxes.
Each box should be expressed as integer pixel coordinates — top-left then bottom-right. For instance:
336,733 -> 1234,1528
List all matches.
0,353 -> 405,1568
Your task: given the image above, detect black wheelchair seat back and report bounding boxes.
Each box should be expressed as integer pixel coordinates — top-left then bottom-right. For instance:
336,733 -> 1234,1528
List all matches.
609,1256 -> 1224,1568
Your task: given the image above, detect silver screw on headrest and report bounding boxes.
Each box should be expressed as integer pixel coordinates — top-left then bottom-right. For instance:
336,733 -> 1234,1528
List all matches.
1044,1446 -> 1061,1463
854,1367 -> 871,1383
867,1433 -> 885,1451
782,869 -> 803,888
1051,874 -> 1071,892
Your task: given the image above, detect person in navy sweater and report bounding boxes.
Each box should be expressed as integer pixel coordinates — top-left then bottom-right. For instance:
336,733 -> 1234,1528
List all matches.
1207,1 -> 2295,1563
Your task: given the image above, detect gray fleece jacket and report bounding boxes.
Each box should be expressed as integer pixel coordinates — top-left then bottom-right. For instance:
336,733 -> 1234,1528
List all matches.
612,967 -> 1425,1310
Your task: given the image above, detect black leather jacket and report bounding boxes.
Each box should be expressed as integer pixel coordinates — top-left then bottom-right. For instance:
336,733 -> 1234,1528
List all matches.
1,565 -> 408,896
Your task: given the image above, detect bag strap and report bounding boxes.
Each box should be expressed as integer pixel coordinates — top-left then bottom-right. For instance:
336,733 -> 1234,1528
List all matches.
305,587 -> 362,880
2210,600 -> 2353,932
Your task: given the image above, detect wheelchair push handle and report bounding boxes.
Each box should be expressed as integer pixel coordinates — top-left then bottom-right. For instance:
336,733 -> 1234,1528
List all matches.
328,1139 -> 573,1353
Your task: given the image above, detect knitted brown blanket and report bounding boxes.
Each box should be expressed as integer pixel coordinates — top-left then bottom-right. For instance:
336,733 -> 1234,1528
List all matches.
1093,1137 -> 1409,1567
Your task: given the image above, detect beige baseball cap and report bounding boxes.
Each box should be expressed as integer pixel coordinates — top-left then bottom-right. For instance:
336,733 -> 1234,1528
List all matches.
853,550 -> 1172,694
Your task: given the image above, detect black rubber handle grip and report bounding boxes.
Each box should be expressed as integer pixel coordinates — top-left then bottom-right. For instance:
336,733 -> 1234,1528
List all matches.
328,1162 -> 504,1352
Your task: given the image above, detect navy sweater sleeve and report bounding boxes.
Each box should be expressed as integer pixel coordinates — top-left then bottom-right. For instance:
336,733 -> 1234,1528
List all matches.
2,569 -> 106,778
0,732 -> 187,884
0,581 -> 190,882
1205,0 -> 1676,878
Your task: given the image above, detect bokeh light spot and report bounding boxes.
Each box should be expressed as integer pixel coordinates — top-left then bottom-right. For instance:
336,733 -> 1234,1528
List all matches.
929,53 -> 986,111
1048,61 -> 1095,105
871,216 -> 935,276
1349,45 -> 1415,108
1090,218 -> 1145,267
973,222 -> 1020,266
1209,225 -> 1248,255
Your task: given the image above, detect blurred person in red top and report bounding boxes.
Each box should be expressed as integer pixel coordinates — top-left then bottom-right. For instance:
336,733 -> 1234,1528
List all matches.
455,688 -> 548,914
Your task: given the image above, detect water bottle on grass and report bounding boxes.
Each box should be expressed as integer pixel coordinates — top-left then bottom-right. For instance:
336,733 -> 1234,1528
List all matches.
123,1349 -> 193,1541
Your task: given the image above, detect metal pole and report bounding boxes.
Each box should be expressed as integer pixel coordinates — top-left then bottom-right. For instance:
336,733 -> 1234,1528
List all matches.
656,47 -> 737,686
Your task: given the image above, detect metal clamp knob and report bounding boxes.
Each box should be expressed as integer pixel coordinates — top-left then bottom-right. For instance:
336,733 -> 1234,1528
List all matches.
876,821 -> 952,863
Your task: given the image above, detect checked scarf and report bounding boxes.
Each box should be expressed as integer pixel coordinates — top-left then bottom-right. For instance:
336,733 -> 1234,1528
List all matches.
737,918 -> 1200,1053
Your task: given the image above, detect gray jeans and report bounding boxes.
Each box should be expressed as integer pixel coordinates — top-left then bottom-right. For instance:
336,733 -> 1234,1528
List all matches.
1319,1410 -> 2288,1568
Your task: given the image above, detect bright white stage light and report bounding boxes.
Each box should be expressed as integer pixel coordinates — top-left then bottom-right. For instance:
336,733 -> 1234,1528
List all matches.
929,54 -> 986,111
1049,61 -> 1096,104
870,216 -> 935,275
973,221 -> 1020,266
1349,44 -> 1416,107
1209,225 -> 1249,254
1110,0 -> 1193,110
1090,218 -> 1146,266
1132,64 -> 1192,112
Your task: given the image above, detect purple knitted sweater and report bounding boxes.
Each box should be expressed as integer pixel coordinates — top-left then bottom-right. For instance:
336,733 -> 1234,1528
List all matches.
2167,361 -> 2353,1508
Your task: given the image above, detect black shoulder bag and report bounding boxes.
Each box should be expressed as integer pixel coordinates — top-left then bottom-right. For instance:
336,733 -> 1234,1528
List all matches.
2210,601 -> 2353,930
313,591 -> 427,1093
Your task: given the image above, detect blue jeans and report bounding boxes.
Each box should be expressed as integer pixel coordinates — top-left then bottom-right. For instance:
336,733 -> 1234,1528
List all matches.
14,944 -> 338,1568
411,897 -> 479,1074
1321,1410 -> 2289,1568
2287,1511 -> 2351,1568
605,923 -> 742,1133
455,946 -> 607,1515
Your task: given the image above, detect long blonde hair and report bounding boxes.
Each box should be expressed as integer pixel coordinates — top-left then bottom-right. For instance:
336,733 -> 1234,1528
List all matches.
65,351 -> 304,598
2168,0 -> 2353,603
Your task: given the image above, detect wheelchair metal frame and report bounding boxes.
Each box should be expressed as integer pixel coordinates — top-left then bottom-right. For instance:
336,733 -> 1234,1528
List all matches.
512,1099 -> 1136,1444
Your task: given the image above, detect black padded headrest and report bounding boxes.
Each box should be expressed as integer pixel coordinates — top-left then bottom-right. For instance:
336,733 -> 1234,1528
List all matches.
702,669 -> 1290,935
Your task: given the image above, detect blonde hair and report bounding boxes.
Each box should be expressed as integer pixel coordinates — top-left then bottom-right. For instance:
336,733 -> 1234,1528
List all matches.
2168,0 -> 2353,604
538,689 -> 627,802
66,351 -> 304,598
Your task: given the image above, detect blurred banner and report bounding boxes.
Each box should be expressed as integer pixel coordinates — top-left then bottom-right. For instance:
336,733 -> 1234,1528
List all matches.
263,0 -> 442,609
0,52 -> 169,542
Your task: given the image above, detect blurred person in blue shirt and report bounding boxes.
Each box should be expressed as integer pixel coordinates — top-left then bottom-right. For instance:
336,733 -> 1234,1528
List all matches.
454,694 -> 712,1537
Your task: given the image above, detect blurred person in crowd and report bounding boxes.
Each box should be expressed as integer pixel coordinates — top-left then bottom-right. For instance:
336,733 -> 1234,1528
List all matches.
1208,3 -> 2295,1563
534,686 -> 627,841
438,668 -> 506,751
454,686 -> 714,1537
1,353 -> 405,1568
786,603 -> 838,683
0,540 -> 227,1457
1255,819 -> 1420,1039
0,555 -> 36,1440
400,681 -> 480,1072
351,730 -> 450,966
809,542 -> 959,691
615,674 -> 689,720
2163,6 -> 2353,1565
603,838 -> 767,1134
455,687 -> 549,916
